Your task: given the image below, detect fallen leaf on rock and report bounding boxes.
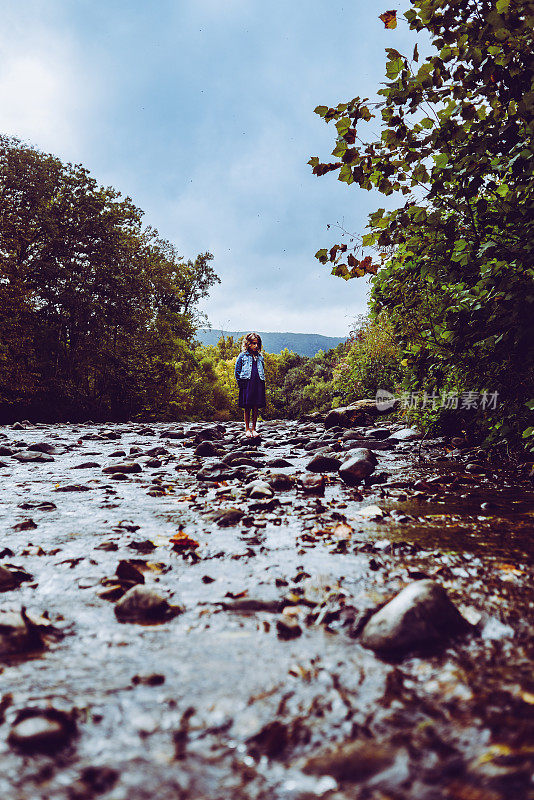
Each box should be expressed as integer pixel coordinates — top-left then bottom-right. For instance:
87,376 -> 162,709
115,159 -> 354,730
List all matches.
170,532 -> 199,551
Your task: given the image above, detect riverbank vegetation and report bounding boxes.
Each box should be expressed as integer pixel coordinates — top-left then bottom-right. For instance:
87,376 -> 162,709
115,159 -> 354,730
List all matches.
0,135 -> 221,422
310,0 -> 534,452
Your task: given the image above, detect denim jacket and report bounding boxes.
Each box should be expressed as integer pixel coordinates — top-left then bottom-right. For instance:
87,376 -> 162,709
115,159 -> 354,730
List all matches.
235,351 -> 265,382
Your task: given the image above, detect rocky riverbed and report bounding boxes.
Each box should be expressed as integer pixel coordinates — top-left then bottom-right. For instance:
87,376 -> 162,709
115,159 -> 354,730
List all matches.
0,416 -> 533,800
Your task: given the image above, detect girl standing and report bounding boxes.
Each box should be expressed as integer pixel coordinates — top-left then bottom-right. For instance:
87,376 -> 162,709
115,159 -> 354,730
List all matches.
234,333 -> 266,437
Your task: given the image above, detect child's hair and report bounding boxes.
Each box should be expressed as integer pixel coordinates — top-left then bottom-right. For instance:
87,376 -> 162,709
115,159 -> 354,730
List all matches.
242,332 -> 262,353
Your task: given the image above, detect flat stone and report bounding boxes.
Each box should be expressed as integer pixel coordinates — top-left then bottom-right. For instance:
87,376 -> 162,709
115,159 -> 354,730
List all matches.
302,740 -> 395,782
12,451 -> 55,463
360,580 -> 471,656
389,427 -> 421,441
102,462 -> 142,474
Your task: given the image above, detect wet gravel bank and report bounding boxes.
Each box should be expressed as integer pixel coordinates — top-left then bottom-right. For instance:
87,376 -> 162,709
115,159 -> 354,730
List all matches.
0,417 -> 533,800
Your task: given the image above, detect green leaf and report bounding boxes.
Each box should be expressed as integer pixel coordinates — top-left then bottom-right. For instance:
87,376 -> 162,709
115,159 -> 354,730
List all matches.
496,0 -> 510,11
314,106 -> 329,117
433,153 -> 449,169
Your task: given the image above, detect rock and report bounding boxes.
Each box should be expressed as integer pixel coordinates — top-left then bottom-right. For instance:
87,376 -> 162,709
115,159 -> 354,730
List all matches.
196,462 -> 237,482
301,475 -> 326,495
147,446 -> 168,456
0,446 -> 14,456
360,580 -> 471,656
338,452 -> 376,485
206,508 -> 245,527
8,707 -> 77,754
108,450 -> 127,458
268,473 -> 295,491
324,399 -> 392,429
389,427 -> 421,441
145,458 -> 162,467
114,586 -> 182,623
102,462 -> 142,474
366,427 -> 392,439
72,461 -> 101,469
128,540 -> 156,554
12,451 -> 54,463
266,458 -> 293,468
245,480 -> 274,499
306,453 -> 342,473
0,608 -> 56,659
12,518 -> 38,531
0,564 -> 33,591
194,441 -> 224,457
276,617 -> 302,639
342,439 -> 395,451
116,560 -> 145,585
353,504 -> 386,519
302,740 -> 395,782
27,442 -> 56,454
54,484 -> 91,492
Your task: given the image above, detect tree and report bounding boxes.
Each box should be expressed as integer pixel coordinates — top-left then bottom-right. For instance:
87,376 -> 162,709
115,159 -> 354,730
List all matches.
0,135 -> 219,421
310,0 -> 534,446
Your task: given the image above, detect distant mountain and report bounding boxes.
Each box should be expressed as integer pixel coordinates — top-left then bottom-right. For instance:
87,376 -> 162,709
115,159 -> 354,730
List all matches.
196,330 -> 346,358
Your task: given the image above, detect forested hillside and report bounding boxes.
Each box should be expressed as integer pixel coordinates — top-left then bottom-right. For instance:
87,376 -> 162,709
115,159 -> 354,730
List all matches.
196,330 -> 346,357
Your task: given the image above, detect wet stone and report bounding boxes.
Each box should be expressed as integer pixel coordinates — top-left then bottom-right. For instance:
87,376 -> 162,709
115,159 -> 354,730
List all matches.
0,564 -> 33,591
338,451 -> 376,485
102,462 -> 142,474
302,739 -> 396,783
360,580 -> 472,657
12,450 -> 55,463
301,474 -> 326,495
306,453 -> 342,473
8,707 -> 77,754
114,585 -> 183,623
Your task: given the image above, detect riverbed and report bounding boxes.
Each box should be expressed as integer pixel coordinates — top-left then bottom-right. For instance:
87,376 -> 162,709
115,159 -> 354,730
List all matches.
0,418 -> 533,799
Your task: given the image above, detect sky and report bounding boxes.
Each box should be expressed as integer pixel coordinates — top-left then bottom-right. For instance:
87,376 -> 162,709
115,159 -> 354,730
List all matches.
0,1 -> 423,336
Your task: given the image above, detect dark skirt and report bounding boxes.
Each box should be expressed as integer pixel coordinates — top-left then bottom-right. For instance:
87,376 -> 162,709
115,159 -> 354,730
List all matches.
238,358 -> 266,409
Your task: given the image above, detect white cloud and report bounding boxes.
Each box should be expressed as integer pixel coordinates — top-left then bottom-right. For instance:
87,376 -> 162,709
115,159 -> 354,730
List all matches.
0,20 -> 96,159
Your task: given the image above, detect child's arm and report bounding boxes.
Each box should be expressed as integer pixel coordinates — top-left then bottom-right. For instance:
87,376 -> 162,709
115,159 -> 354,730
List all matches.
234,353 -> 243,381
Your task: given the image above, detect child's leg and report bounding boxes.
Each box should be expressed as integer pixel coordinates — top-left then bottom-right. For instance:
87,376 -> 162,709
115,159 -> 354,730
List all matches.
251,407 -> 258,434
244,409 -> 252,435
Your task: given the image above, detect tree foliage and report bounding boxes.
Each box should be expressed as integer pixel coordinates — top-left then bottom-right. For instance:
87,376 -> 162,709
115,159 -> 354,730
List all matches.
0,136 -> 220,421
310,0 -> 534,447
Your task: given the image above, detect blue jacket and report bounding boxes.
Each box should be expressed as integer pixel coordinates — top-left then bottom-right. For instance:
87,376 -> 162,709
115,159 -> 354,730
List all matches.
235,351 -> 265,382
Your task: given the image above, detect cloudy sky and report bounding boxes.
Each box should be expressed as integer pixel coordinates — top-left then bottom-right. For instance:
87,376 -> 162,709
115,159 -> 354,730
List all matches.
1,0 -> 423,336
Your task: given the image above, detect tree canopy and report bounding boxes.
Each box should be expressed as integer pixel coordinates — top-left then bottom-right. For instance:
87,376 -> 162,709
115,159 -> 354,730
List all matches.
310,0 -> 534,448
0,135 -> 220,421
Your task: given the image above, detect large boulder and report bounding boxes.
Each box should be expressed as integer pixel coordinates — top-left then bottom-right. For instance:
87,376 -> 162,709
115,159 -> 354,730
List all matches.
324,400 -> 396,429
360,580 -> 471,657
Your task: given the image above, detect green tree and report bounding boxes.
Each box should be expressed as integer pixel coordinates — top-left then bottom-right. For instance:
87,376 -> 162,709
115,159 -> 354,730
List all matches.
0,135 -> 219,421
310,0 -> 534,447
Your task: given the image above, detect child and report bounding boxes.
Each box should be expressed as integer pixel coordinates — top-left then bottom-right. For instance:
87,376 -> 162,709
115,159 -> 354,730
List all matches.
234,332 -> 266,437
